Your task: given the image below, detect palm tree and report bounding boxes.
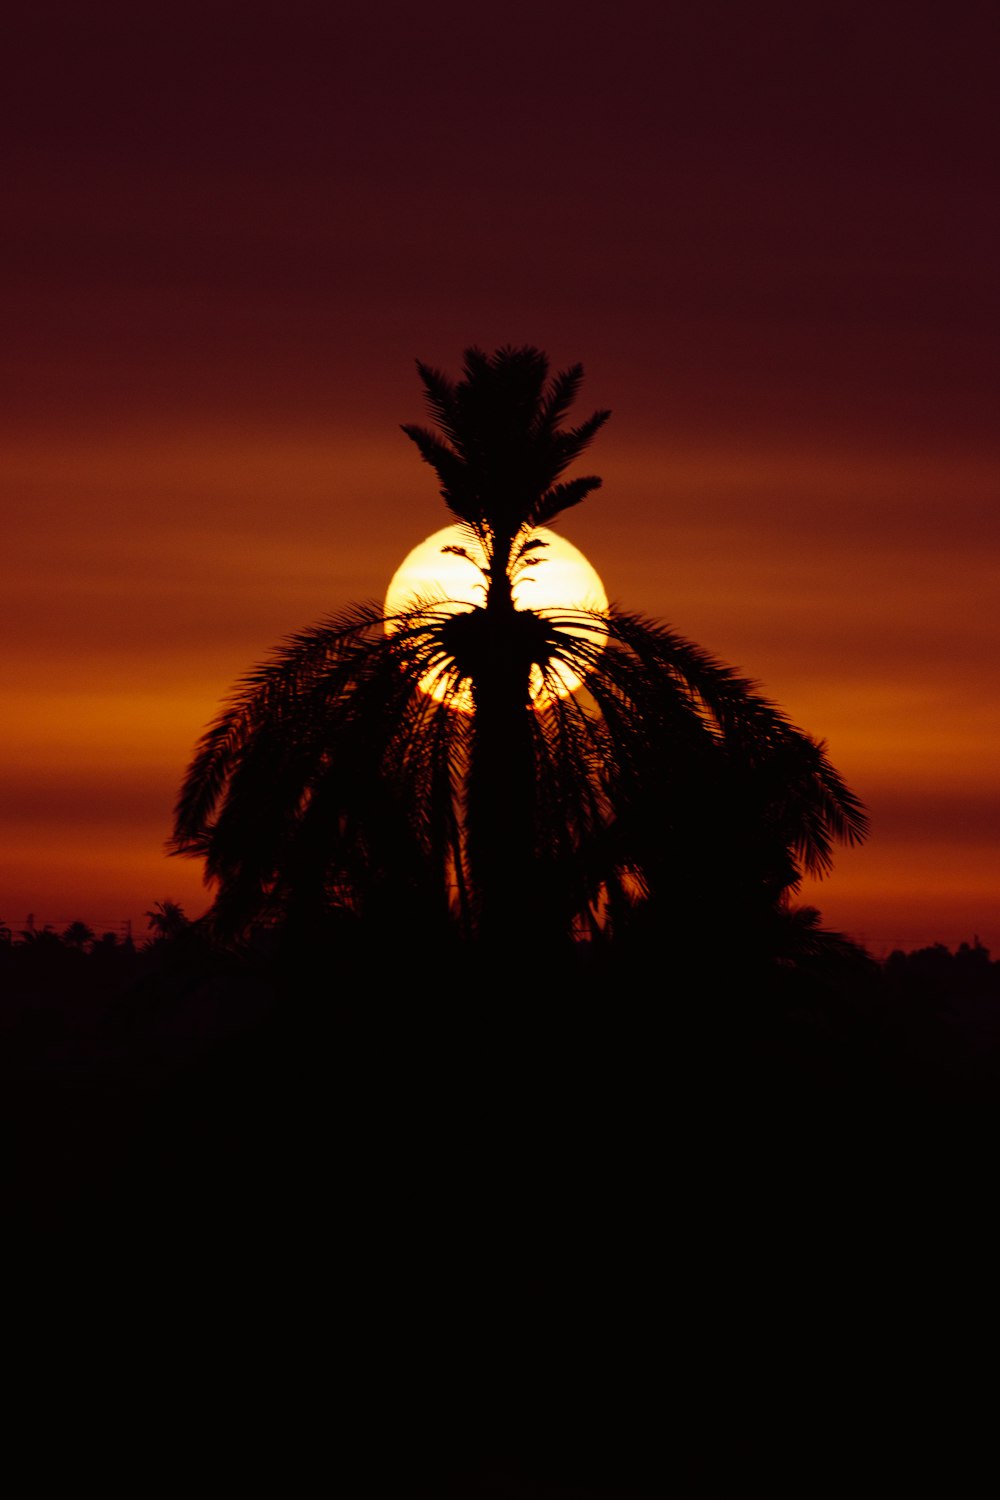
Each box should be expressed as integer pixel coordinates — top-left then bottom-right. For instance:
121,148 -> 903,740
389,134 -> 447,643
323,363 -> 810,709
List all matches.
62,920 -> 95,950
144,899 -> 191,941
170,346 -> 867,960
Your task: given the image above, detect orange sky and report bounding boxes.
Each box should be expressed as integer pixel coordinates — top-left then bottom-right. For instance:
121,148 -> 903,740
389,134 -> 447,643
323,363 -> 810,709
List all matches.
3,3 -> 997,955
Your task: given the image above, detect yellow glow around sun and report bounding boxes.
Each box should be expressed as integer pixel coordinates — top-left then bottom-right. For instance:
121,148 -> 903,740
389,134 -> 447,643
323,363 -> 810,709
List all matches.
384,524 -> 609,709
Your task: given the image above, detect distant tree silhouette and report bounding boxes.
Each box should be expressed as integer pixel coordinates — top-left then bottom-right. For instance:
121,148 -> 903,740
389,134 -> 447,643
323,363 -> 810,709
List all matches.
19,924 -> 59,948
884,936 -> 999,1002
171,346 -> 867,958
145,900 -> 190,941
62,921 -> 95,950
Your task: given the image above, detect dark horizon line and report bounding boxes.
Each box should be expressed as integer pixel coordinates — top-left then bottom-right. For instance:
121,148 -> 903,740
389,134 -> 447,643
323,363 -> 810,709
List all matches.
2,907 -> 994,962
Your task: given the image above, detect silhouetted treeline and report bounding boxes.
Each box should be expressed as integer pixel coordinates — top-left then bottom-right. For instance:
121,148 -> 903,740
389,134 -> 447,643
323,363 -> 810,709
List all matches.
882,934 -> 998,995
3,915 -> 998,1068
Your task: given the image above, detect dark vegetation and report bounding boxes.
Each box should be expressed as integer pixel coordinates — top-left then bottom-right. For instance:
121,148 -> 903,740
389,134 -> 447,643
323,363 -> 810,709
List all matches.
5,353 -> 995,1493
3,916 -> 999,1496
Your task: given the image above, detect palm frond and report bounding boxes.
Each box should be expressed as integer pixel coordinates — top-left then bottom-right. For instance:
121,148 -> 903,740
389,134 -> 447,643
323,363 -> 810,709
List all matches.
171,600 -> 391,849
413,360 -> 461,446
534,363 -> 584,436
532,475 -> 603,525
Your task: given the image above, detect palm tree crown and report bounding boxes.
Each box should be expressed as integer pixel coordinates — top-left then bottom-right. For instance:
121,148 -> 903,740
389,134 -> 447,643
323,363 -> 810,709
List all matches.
171,346 -> 867,959
400,345 -> 610,612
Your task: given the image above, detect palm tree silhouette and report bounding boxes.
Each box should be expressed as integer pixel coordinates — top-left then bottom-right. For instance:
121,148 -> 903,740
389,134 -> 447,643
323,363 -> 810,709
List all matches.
170,346 -> 867,957
62,920 -> 95,950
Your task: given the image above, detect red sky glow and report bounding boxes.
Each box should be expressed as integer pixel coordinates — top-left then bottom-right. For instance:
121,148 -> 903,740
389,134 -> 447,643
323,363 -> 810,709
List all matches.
3,2 -> 997,955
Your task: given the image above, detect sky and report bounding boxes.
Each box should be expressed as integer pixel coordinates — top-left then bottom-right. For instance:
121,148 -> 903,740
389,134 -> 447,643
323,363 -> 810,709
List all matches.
3,1 -> 997,955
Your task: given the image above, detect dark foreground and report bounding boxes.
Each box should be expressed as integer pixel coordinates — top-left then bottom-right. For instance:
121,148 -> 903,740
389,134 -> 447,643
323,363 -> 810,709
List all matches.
3,934 -> 999,1496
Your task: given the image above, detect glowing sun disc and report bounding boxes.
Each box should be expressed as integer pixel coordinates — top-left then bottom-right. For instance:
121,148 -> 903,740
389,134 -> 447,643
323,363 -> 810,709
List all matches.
384,525 -> 609,709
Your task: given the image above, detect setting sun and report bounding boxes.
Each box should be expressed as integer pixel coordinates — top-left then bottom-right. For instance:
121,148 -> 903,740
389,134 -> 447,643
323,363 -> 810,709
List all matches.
383,524 -> 609,709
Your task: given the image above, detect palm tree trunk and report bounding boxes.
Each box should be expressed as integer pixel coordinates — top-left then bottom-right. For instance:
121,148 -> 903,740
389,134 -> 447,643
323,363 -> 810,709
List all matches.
466,597 -> 539,949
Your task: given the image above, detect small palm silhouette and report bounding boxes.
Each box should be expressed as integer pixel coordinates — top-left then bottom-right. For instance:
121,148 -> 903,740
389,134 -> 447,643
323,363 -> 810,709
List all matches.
170,346 -> 866,954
